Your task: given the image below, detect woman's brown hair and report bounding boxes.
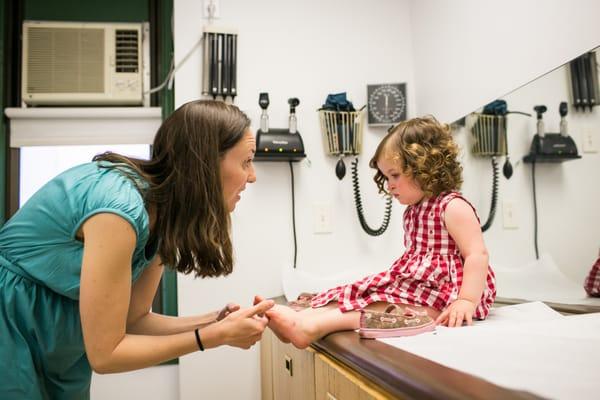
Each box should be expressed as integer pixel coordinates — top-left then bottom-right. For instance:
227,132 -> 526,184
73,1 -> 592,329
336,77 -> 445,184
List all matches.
94,100 -> 251,278
370,116 -> 463,198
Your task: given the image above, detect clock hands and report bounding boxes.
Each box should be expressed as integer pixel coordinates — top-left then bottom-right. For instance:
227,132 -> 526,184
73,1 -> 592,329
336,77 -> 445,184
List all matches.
384,94 -> 389,116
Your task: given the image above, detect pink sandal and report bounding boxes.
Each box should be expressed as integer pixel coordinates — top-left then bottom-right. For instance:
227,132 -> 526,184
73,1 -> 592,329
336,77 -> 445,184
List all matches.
287,292 -> 316,311
359,304 -> 436,339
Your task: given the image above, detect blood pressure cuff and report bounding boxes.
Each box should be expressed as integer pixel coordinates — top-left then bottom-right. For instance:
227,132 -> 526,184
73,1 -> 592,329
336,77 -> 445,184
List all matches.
584,256 -> 600,297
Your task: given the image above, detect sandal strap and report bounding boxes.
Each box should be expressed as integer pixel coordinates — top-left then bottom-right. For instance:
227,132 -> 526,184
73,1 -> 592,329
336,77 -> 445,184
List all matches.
384,303 -> 404,315
382,304 -> 429,318
404,307 -> 429,317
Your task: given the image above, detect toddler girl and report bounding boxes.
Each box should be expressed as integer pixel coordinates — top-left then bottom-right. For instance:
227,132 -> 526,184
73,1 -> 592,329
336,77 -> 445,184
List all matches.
265,116 -> 496,349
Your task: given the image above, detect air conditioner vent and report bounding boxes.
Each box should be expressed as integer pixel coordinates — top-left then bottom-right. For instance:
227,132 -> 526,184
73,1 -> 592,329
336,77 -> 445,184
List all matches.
115,29 -> 139,73
22,21 -> 144,105
27,27 -> 104,93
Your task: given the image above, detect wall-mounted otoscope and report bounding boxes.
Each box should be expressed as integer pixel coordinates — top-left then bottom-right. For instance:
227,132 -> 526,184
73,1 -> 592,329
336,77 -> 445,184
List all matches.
559,101 -> 568,136
288,97 -> 300,133
254,93 -> 306,162
534,105 -> 547,137
259,92 -> 270,133
524,102 -> 581,162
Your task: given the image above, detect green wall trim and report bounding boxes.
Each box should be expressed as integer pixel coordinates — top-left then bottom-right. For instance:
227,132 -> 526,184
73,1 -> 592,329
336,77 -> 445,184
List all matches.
159,0 -> 175,121
158,0 -> 177,365
159,0 -> 177,318
0,0 -> 7,225
24,0 -> 148,22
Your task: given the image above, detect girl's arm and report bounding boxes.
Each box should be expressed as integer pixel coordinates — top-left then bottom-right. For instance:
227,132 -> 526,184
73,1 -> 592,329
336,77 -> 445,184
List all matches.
79,213 -> 273,374
125,256 -> 239,335
437,198 -> 489,327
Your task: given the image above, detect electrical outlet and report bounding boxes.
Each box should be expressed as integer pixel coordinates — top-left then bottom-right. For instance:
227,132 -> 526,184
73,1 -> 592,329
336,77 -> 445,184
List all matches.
583,128 -> 598,153
203,0 -> 220,19
313,204 -> 332,234
502,201 -> 518,229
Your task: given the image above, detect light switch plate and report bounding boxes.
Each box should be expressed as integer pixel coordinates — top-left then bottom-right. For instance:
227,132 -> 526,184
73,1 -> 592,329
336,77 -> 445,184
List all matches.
583,128 -> 598,153
502,201 -> 518,229
313,203 -> 333,234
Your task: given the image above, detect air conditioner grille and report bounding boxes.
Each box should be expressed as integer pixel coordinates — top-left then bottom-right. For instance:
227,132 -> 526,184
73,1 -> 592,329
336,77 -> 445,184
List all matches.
27,27 -> 104,93
115,30 -> 139,73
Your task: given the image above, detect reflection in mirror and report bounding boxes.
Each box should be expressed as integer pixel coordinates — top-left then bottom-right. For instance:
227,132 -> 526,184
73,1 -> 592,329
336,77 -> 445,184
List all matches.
451,48 -> 600,309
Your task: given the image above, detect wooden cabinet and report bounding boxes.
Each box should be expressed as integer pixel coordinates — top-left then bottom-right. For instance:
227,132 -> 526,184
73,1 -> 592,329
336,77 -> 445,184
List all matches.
260,330 -> 398,400
315,354 -> 396,400
261,329 -> 316,400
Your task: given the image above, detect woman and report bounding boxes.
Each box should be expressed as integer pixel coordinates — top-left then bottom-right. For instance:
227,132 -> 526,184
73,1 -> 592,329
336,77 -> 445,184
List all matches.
0,100 -> 273,399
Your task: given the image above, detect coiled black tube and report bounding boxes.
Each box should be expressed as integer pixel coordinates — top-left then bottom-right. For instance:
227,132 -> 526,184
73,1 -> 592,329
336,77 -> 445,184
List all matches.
481,157 -> 499,232
351,158 -> 392,236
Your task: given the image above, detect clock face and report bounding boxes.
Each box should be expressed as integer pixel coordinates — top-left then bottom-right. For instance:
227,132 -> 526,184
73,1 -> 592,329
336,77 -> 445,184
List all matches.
367,83 -> 406,125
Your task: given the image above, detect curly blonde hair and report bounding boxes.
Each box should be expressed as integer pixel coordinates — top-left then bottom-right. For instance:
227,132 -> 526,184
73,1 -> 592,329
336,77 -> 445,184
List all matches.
369,116 -> 463,197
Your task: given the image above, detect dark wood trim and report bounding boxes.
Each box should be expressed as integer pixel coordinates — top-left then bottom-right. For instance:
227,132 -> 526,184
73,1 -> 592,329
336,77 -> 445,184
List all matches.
312,332 -> 541,400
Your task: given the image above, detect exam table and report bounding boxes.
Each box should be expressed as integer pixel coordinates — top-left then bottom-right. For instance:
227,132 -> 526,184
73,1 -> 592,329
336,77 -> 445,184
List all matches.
261,298 -> 557,400
264,258 -> 600,399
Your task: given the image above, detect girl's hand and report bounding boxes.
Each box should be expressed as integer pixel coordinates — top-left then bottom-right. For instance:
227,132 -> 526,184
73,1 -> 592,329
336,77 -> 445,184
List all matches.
216,300 -> 274,349
436,299 -> 477,327
216,302 -> 241,321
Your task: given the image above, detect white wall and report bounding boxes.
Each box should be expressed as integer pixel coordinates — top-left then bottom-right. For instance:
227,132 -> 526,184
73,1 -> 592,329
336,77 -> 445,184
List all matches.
174,0 -> 414,399
456,57 -> 600,282
411,0 -> 600,123
91,365 -> 179,400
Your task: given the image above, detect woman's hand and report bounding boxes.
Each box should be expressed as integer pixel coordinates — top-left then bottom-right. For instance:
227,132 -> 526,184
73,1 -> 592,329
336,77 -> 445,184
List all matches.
215,299 -> 274,349
435,299 -> 477,327
216,303 -> 241,321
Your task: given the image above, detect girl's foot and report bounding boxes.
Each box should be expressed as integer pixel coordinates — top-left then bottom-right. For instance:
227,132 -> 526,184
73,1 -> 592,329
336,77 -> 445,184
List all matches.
265,305 -> 319,349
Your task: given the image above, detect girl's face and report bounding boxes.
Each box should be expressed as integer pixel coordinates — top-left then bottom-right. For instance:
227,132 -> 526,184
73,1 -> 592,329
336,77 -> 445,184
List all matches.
220,129 -> 257,212
377,154 -> 424,205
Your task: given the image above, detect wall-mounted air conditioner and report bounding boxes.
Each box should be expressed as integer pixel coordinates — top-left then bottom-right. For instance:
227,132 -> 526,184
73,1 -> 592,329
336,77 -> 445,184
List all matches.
22,21 -> 146,106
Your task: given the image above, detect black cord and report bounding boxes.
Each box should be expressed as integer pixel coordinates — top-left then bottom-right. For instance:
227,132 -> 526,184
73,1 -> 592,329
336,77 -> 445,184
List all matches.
506,111 -> 532,117
531,161 -> 539,259
289,161 -> 298,268
481,157 -> 499,232
351,158 -> 392,236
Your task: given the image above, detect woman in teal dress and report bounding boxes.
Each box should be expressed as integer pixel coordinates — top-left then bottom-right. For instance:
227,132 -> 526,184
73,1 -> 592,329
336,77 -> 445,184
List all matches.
0,100 -> 273,399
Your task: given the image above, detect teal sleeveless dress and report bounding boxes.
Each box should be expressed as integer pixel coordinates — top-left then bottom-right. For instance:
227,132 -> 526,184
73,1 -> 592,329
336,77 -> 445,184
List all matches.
0,162 -> 159,400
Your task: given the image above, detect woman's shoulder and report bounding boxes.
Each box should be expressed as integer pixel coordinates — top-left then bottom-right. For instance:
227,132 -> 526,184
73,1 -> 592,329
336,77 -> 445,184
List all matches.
47,161 -> 147,217
64,162 -> 150,240
58,161 -> 143,192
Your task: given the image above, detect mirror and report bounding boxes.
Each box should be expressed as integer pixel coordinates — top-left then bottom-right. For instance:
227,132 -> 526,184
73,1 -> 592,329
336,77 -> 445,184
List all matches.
451,48 -> 600,307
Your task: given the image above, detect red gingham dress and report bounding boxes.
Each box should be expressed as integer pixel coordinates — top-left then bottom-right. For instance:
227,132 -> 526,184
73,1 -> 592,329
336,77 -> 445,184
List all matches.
584,256 -> 600,296
311,192 -> 497,319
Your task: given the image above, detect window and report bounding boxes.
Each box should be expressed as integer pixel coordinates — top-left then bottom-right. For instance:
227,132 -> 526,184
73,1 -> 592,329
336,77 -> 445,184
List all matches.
20,144 -> 150,206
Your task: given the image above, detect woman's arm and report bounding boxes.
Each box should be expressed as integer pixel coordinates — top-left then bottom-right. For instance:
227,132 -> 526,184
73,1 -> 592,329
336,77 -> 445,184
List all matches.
437,198 -> 489,327
125,256 -> 236,335
79,213 -> 273,373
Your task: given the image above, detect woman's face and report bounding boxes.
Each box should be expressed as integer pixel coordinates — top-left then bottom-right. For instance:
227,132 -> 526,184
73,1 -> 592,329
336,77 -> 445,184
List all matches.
377,154 -> 424,205
220,129 -> 257,212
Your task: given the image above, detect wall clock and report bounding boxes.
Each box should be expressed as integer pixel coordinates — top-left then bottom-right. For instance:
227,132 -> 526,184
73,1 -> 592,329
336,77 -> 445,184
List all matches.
367,83 -> 406,126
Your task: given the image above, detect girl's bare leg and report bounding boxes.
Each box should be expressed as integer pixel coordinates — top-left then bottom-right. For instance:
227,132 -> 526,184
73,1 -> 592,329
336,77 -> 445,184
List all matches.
265,302 -> 439,349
